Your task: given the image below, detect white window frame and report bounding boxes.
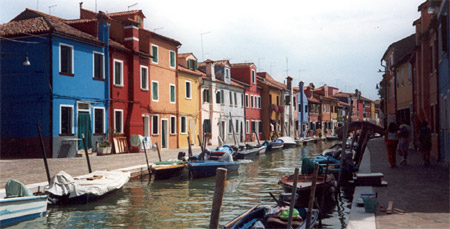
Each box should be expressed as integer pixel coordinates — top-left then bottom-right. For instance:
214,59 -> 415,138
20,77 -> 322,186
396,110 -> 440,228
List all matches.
113,59 -> 124,86
169,50 -> 176,68
59,43 -> 74,74
151,44 -> 159,64
152,115 -> 159,135
152,80 -> 159,102
180,116 -> 187,134
251,69 -> 256,84
246,120 -> 249,134
170,115 -> 177,135
60,104 -> 74,134
251,95 -> 254,108
169,84 -> 176,104
93,107 -> 105,134
185,80 -> 192,99
245,94 -> 249,107
140,65 -> 149,90
114,109 -> 124,134
92,51 -> 104,79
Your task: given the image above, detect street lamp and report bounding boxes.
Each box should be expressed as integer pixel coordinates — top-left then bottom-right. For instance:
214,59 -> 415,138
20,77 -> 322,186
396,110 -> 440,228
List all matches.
1,52 -> 31,66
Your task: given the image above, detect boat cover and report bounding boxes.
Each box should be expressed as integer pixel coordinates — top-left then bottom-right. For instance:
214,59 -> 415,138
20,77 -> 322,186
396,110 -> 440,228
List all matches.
5,179 -> 33,198
45,170 -> 130,198
277,137 -> 296,145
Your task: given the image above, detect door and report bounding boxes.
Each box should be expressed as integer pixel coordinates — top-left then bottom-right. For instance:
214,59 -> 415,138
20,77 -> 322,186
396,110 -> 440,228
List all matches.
189,119 -> 196,145
78,112 -> 92,150
143,116 -> 150,137
161,119 -> 168,148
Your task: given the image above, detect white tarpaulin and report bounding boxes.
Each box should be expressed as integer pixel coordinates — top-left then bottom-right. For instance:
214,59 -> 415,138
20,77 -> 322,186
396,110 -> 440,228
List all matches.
45,170 -> 130,198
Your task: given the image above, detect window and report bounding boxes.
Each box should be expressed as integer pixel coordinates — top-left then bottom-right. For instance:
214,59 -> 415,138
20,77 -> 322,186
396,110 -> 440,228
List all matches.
114,109 -> 123,134
236,120 -> 239,133
299,104 -> 302,112
241,94 -> 244,107
245,94 -> 249,107
259,121 -> 263,133
187,59 -> 198,70
93,52 -> 104,79
294,97 -> 296,110
408,63 -> 412,83
258,96 -> 261,108
141,66 -> 148,90
251,95 -> 254,108
169,50 -> 175,68
221,90 -> 225,104
251,121 -> 256,133
94,107 -> 105,134
113,60 -> 124,86
305,105 -> 308,112
180,116 -> 187,134
203,119 -> 211,133
170,116 -> 176,135
216,91 -> 221,104
203,89 -> 210,103
401,68 -> 405,86
170,84 -> 176,103
152,81 -> 159,101
229,92 -> 233,106
234,92 -> 237,106
152,115 -> 159,135
185,81 -> 191,99
251,70 -> 256,84
229,120 -> 232,133
246,120 -> 249,134
151,44 -> 158,63
225,68 -> 230,79
60,105 -> 73,134
60,43 -> 73,74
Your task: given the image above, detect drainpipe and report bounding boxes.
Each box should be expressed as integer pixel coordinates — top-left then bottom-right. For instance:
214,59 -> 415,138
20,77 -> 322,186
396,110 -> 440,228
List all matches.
48,32 -> 53,158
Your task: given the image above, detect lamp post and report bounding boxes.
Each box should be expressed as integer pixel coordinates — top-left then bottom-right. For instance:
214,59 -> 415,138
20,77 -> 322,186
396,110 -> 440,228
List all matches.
1,52 -> 31,66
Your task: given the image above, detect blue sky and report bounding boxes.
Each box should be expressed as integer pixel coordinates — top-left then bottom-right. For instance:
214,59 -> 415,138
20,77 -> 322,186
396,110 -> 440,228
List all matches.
1,0 -> 425,100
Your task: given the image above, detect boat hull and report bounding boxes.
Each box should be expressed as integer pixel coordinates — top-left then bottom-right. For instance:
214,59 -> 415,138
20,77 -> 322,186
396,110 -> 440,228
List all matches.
188,161 -> 240,178
235,146 -> 266,159
283,143 -> 297,149
0,195 -> 47,226
151,163 -> 187,179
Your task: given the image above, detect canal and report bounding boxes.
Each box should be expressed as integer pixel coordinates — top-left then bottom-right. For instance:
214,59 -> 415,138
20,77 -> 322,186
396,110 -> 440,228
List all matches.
13,140 -> 354,228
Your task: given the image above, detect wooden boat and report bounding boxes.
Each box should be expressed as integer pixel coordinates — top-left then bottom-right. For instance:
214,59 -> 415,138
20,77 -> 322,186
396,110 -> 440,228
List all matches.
278,174 -> 336,206
325,135 -> 340,141
277,137 -> 297,148
151,160 -> 187,179
46,170 -> 130,204
266,139 -> 284,152
303,137 -> 317,144
0,180 -> 47,226
234,145 -> 267,159
295,138 -> 305,146
188,145 -> 240,178
224,205 -> 319,229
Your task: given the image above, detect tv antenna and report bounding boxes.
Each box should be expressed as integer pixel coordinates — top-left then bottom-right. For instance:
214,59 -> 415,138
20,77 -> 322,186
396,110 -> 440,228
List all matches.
128,3 -> 138,11
49,5 -> 57,15
201,31 -> 211,61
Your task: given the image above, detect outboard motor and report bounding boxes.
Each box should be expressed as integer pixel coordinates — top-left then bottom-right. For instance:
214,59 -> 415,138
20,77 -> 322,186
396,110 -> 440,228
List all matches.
178,152 -> 186,161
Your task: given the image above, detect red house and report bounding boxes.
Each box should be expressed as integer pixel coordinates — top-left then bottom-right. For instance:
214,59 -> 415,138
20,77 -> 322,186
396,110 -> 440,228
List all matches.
231,63 -> 262,141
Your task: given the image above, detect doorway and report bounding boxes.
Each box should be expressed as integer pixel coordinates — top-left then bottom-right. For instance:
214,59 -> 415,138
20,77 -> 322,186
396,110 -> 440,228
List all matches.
78,112 -> 92,150
189,119 -> 196,145
161,119 -> 168,148
143,116 -> 150,137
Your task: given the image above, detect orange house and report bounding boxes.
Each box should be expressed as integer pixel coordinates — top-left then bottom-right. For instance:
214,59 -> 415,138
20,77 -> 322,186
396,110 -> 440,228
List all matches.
147,31 -> 181,149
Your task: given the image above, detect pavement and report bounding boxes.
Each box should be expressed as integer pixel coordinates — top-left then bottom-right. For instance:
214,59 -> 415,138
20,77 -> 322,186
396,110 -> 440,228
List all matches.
361,137 -> 449,228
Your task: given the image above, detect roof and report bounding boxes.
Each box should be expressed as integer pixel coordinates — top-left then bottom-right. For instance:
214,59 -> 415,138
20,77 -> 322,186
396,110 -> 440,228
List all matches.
338,101 -> 350,107
320,95 -> 339,101
2,8 -> 102,45
256,72 -> 286,90
109,39 -> 130,51
381,34 -> 416,63
231,78 -> 250,87
307,97 -> 320,104
333,92 -> 352,98
359,96 -> 372,102
178,53 -> 195,59
230,63 -> 255,68
178,65 -> 204,77
145,29 -> 181,46
65,18 -> 97,24
107,10 -> 145,18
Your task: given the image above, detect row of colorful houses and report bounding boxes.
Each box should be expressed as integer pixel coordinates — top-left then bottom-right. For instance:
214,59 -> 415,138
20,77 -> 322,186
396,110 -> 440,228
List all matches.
380,0 -> 449,167
0,7 -> 378,158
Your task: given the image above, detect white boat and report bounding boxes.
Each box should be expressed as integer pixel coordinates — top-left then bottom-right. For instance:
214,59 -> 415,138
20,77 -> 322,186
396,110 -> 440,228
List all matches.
0,180 -> 47,226
46,170 -> 130,204
277,137 -> 297,149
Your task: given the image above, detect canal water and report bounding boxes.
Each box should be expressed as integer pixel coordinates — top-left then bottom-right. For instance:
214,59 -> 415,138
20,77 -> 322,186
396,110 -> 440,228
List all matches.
13,140 -> 354,228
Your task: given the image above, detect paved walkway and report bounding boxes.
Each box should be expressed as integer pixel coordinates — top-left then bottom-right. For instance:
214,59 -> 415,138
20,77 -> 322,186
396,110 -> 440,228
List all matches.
0,145 -> 214,186
367,138 -> 449,228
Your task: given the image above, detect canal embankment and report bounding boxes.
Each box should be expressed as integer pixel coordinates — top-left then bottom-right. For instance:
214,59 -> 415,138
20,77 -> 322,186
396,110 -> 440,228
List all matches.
348,137 -> 449,228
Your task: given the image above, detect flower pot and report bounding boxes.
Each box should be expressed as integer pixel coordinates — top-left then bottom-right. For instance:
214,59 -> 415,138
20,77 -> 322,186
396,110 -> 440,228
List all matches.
97,146 -> 112,155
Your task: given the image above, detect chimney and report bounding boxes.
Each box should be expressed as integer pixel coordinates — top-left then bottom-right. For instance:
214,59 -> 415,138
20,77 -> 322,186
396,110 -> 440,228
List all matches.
123,19 -> 139,52
205,60 -> 215,81
324,84 -> 328,96
97,11 -> 109,43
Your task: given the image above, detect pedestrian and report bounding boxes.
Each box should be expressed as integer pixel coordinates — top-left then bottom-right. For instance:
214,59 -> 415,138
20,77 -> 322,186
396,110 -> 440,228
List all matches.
385,122 -> 398,168
317,128 -> 322,138
397,121 -> 410,165
419,121 -> 432,166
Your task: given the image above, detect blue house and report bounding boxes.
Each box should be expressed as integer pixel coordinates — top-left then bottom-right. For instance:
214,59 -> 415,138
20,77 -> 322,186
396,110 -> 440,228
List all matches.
438,1 -> 450,167
0,9 -> 109,158
296,81 -> 309,137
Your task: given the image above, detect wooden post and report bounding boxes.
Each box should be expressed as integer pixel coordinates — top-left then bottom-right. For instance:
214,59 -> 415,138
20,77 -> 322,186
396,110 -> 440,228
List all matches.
338,105 -> 352,186
255,132 -> 261,145
37,123 -> 51,185
229,112 -> 237,146
155,142 -> 162,162
287,167 -> 300,229
187,132 -> 193,157
209,168 -> 227,229
306,163 -> 320,229
141,139 -> 151,176
82,134 -> 92,173
198,135 -> 204,152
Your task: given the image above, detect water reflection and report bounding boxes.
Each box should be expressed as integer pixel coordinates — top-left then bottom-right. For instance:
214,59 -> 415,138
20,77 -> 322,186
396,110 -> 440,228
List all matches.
11,140 -> 353,228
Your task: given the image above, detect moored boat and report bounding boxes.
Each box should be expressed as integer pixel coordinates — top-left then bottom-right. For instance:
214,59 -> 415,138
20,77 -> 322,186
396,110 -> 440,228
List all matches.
277,136 -> 297,148
234,145 -> 267,160
151,160 -> 187,179
0,180 -> 47,227
45,170 -> 130,204
278,174 -> 336,206
266,139 -> 284,152
188,160 -> 240,178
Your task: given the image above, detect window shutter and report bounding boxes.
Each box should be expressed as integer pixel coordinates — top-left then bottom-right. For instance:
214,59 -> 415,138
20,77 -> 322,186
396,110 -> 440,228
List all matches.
194,60 -> 198,71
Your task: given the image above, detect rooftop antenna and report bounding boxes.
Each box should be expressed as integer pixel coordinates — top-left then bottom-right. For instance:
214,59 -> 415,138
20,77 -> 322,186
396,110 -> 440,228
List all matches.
154,27 -> 164,32
285,57 -> 290,77
95,0 -> 97,12
258,57 -> 265,70
269,62 -> 275,76
128,3 -> 138,11
49,5 -> 57,15
201,31 -> 211,61
36,0 -> 39,11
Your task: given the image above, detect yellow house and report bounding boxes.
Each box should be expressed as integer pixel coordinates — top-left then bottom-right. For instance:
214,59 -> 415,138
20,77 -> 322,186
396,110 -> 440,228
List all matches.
177,53 -> 203,147
394,55 -> 413,125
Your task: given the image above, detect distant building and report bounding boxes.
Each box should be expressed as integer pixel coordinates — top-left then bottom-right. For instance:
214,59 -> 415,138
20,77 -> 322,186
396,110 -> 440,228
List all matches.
257,72 -> 284,140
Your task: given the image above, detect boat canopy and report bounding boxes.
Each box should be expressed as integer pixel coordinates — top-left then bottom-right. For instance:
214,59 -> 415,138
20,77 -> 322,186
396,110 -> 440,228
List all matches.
5,179 -> 33,198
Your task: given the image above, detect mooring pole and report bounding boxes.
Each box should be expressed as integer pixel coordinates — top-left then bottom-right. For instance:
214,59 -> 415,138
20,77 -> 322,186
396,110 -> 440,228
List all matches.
142,139 -> 151,176
209,168 -> 227,229
287,167 -> 300,229
198,135 -> 204,152
187,132 -> 193,157
81,134 -> 92,173
306,163 -> 320,229
37,122 -> 51,184
155,142 -> 162,162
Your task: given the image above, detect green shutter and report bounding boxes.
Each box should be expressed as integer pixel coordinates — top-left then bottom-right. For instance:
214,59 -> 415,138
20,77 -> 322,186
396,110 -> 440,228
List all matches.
153,82 -> 158,100
170,85 -> 175,102
170,51 -> 175,67
187,60 -> 191,69
152,46 -> 158,63
194,60 -> 198,71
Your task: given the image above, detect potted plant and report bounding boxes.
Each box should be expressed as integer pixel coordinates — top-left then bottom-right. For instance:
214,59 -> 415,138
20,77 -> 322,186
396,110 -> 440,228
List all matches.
97,129 -> 113,155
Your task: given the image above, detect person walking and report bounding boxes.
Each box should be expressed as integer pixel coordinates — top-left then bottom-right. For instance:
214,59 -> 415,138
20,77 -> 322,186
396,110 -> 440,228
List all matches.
398,121 -> 410,165
419,121 -> 432,166
385,122 -> 398,168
